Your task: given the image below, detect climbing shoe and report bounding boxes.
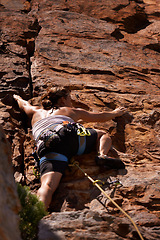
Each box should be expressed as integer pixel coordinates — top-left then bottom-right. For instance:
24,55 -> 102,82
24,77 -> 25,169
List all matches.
95,155 -> 125,169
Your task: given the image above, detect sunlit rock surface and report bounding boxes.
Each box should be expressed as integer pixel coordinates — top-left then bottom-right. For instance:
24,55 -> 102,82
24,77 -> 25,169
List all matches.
0,0 -> 160,239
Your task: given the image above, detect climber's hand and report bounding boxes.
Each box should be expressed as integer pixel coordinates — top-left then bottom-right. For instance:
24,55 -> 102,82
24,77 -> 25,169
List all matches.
113,107 -> 127,117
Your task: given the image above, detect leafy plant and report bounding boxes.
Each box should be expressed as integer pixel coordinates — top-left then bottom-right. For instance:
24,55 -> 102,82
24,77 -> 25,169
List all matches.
17,183 -> 48,240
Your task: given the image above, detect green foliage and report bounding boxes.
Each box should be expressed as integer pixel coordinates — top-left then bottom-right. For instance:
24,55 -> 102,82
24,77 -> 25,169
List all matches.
17,183 -> 48,240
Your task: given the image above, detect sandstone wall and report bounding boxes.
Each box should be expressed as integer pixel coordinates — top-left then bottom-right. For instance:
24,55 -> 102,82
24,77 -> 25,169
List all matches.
0,0 -> 160,239
0,125 -> 21,240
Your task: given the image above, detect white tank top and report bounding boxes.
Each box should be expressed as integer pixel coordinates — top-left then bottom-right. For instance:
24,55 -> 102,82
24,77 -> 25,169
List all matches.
32,115 -> 75,141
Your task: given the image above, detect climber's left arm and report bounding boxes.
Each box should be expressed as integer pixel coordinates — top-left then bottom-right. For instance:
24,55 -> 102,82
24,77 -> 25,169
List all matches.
68,106 -> 127,122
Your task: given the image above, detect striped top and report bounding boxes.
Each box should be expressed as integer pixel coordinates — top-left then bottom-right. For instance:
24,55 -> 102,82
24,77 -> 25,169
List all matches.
32,115 -> 75,142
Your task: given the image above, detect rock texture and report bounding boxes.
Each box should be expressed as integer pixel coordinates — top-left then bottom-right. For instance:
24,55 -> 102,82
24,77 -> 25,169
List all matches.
0,0 -> 160,239
0,125 -> 21,240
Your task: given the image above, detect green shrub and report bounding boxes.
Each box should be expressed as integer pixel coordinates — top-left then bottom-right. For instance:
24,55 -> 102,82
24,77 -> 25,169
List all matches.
17,184 -> 48,240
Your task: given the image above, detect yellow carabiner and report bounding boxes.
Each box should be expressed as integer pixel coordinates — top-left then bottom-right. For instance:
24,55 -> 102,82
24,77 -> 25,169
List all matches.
93,179 -> 105,187
77,127 -> 91,136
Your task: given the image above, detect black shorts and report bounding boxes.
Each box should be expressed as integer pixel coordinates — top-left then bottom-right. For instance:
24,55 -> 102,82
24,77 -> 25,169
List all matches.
40,160 -> 68,176
38,126 -> 97,176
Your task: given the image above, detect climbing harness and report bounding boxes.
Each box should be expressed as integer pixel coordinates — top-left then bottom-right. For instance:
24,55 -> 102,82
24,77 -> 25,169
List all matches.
32,122 -> 91,175
34,121 -> 91,158
40,152 -> 68,164
70,160 -> 144,240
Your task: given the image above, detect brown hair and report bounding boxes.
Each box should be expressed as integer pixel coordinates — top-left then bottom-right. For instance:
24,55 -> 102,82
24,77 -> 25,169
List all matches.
41,86 -> 71,110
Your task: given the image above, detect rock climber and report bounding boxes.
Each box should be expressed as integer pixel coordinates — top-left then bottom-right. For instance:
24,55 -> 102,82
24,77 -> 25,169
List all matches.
13,86 -> 127,209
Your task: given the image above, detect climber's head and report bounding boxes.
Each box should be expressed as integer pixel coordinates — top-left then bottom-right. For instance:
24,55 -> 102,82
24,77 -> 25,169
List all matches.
41,86 -> 72,109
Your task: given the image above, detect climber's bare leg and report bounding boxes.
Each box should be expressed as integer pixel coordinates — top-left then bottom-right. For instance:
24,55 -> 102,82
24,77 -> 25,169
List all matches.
95,129 -> 112,156
95,129 -> 125,169
37,171 -> 62,209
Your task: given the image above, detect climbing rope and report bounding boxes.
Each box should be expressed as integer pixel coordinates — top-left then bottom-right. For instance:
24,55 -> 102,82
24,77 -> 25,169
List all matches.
71,160 -> 144,240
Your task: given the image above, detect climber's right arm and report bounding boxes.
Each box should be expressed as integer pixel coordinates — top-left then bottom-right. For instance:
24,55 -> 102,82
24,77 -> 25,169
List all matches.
13,94 -> 38,119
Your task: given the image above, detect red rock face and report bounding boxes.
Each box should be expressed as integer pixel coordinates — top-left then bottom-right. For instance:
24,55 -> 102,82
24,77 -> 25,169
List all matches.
0,125 -> 21,240
0,0 -> 160,239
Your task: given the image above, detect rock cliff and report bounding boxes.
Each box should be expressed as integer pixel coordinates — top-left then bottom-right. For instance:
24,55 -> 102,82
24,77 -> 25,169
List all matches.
0,125 -> 21,240
0,0 -> 160,239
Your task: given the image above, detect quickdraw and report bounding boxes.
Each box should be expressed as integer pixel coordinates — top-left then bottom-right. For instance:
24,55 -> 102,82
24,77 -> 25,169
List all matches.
71,159 -> 144,240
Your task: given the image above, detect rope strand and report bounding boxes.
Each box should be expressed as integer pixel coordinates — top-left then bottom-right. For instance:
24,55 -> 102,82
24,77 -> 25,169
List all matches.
73,161 -> 144,240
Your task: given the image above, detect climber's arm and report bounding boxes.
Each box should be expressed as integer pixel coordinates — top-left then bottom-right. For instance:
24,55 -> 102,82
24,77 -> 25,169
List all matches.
71,107 -> 127,122
13,94 -> 38,118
